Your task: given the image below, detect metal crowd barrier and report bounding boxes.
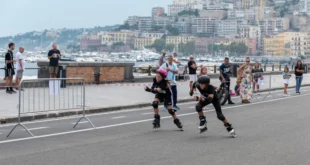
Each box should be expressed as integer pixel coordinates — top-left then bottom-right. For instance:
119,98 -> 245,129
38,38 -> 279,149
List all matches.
7,78 -> 95,137
251,72 -> 309,102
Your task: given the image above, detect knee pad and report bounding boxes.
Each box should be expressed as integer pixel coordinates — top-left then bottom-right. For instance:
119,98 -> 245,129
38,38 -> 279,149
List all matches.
196,104 -> 203,112
168,109 -> 175,115
152,101 -> 159,108
217,114 -> 225,121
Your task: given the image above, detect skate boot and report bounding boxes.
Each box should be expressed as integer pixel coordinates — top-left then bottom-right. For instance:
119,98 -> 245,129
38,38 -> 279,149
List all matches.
173,118 -> 183,130
224,123 -> 236,138
198,116 -> 207,134
189,91 -> 194,96
153,114 -> 160,129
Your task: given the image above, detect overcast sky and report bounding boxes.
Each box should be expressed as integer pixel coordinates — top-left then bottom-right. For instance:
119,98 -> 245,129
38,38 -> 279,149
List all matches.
0,0 -> 170,37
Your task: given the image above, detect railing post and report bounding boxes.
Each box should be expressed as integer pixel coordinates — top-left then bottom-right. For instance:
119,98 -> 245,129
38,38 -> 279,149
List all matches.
148,65 -> 152,76
272,65 -> 274,71
214,65 -> 216,73
264,65 -> 266,71
279,64 -> 281,71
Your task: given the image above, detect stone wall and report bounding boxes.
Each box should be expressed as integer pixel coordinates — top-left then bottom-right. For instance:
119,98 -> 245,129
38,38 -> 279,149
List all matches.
37,62 -> 134,83
100,67 -> 124,82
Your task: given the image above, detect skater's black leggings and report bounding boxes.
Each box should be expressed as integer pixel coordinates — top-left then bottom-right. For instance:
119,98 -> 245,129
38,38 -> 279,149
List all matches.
196,99 -> 226,121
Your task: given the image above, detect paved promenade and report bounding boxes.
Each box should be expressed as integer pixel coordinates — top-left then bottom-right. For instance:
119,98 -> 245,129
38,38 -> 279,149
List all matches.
0,73 -> 309,118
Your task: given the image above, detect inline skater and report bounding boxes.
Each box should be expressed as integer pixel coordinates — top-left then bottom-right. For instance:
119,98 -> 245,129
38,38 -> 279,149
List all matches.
192,75 -> 236,137
144,68 -> 183,130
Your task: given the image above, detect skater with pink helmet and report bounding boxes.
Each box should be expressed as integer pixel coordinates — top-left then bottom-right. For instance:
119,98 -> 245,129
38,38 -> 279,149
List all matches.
144,68 -> 183,130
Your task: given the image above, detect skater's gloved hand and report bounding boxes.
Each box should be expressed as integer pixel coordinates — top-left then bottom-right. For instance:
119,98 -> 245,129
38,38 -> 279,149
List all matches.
145,86 -> 152,92
199,95 -> 205,102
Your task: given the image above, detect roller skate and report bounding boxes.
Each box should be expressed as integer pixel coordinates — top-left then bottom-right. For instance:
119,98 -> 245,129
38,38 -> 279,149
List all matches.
198,116 -> 207,134
224,123 -> 236,138
173,118 -> 183,131
153,114 -> 160,129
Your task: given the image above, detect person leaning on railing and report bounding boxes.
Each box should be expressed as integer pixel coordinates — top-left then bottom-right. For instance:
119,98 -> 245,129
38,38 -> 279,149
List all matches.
295,60 -> 304,94
251,62 -> 263,94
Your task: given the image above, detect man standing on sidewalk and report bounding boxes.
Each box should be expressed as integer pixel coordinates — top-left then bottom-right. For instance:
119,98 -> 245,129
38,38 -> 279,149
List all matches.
158,51 -> 166,67
48,43 -> 61,78
15,47 -> 25,90
188,55 -> 197,96
219,57 -> 234,105
5,42 -> 16,94
160,54 -> 180,111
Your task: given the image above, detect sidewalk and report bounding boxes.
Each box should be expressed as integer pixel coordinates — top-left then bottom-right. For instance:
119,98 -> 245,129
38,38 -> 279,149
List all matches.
0,74 -> 310,123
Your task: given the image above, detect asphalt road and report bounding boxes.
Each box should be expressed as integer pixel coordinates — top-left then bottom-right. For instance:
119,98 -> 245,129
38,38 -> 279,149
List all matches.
0,88 -> 309,165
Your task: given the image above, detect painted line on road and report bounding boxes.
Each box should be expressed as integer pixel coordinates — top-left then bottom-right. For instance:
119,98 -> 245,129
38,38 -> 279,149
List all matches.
0,102 -> 195,128
111,116 -> 126,119
27,127 -> 49,131
141,112 -> 153,115
0,88 -> 308,129
71,121 -> 88,125
0,93 -> 309,144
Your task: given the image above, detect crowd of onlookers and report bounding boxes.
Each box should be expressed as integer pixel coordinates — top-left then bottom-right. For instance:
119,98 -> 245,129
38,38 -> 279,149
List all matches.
3,42 -> 61,94
158,51 -> 305,106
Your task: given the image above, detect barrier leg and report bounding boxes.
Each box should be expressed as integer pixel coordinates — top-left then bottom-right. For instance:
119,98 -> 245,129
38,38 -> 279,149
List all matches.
7,123 -> 34,138
261,74 -> 275,101
73,116 -> 95,129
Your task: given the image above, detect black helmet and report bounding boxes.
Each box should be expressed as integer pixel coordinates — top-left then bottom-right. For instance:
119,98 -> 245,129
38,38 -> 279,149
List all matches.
198,76 -> 210,85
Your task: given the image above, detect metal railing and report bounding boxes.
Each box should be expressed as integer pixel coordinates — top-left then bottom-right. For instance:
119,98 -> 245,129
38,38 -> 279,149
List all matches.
7,78 -> 95,137
239,71 -> 310,102
133,64 -> 308,76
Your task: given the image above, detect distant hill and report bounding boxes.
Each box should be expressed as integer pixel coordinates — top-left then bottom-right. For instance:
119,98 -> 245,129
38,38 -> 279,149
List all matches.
0,25 -> 120,51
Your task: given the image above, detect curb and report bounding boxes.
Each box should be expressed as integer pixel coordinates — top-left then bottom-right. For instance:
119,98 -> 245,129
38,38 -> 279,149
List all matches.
0,84 -> 310,124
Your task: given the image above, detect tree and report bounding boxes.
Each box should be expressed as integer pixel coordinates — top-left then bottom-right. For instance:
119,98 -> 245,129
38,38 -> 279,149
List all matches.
166,25 -> 180,35
178,9 -> 200,17
179,42 -> 195,55
146,39 -> 166,52
184,41 -> 195,55
165,44 -> 175,52
111,42 -> 125,49
152,25 -> 164,31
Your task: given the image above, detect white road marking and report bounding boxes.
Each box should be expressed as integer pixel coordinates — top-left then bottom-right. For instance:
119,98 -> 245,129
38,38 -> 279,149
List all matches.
0,87 -> 308,130
111,116 -> 126,119
141,112 -> 153,115
0,101 -> 196,128
71,121 -> 88,124
0,93 -> 309,144
27,127 -> 49,131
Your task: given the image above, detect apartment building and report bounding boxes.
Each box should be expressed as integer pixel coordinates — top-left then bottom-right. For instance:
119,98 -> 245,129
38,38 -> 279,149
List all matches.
166,35 -> 195,52
191,17 -> 216,35
138,17 -> 152,31
259,18 -> 290,35
215,20 -> 238,37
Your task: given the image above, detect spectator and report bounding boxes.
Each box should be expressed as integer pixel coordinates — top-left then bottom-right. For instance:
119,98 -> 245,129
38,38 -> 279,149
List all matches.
48,43 -> 61,78
282,67 -> 291,96
219,57 -> 234,105
188,55 -> 197,96
295,60 -> 304,94
158,51 -> 166,67
5,42 -> 16,94
15,47 -> 25,91
199,66 -> 207,77
160,54 -> 180,111
172,52 -> 180,65
238,57 -> 253,103
251,62 -> 263,94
